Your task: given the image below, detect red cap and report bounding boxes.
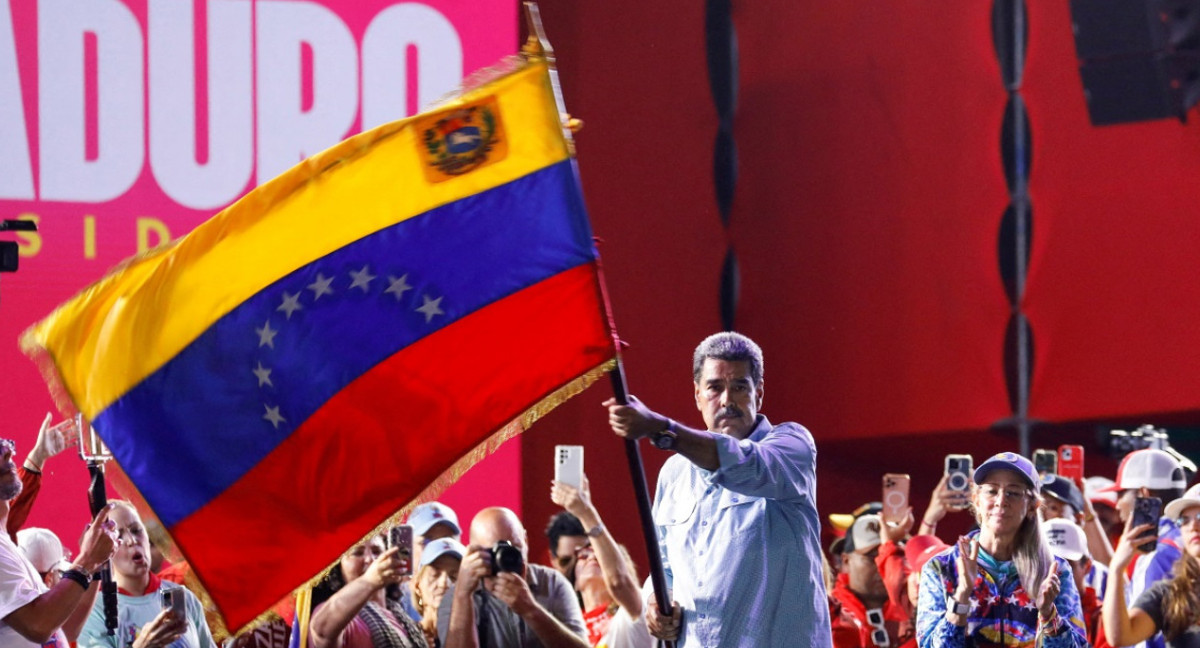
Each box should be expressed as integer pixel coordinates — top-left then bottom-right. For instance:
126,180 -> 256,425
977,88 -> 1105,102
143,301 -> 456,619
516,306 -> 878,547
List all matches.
905,534 -> 950,575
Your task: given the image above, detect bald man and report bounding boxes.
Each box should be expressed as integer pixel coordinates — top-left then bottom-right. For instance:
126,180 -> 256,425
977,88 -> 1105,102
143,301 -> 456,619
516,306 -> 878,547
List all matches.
439,507 -> 587,648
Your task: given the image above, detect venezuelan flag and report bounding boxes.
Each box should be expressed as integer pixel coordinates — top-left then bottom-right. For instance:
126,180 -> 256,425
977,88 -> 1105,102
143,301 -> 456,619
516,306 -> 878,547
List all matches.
22,54 -> 616,630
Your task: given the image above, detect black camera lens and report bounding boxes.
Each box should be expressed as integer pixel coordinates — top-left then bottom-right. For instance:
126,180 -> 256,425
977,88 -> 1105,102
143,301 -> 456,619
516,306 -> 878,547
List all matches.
490,540 -> 525,575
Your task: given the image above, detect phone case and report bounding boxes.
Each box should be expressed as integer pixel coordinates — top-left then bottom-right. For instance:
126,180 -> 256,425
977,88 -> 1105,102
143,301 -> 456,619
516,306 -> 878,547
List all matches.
1132,496 -> 1162,552
1033,449 -> 1058,475
944,454 -> 973,492
555,445 -> 584,489
1058,445 -> 1085,482
390,525 -> 413,576
881,474 -> 910,524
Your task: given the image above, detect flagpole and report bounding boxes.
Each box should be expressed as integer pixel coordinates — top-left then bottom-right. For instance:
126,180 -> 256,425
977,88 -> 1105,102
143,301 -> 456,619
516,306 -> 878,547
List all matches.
520,5 -> 674,647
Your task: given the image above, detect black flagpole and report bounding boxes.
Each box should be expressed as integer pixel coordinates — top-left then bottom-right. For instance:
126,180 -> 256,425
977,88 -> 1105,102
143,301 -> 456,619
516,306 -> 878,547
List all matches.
520,6 -> 675,645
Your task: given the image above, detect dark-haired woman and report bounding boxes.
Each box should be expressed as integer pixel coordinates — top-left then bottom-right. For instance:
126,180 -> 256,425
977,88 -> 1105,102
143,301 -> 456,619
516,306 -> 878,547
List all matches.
1104,484 -> 1200,648
309,536 -> 427,648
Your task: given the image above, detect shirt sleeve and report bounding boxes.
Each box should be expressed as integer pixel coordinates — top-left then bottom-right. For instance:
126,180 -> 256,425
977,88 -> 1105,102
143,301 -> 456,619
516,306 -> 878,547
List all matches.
915,557 -> 965,648
1131,581 -> 1168,633
711,422 -> 816,502
0,543 -> 42,624
1044,556 -> 1089,648
6,467 -> 41,542
542,567 -> 587,638
875,541 -> 911,614
185,586 -> 218,648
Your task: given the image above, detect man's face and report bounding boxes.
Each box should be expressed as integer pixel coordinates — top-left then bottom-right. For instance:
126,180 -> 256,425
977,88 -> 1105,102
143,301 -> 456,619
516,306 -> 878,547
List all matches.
694,358 -> 762,439
0,439 -> 19,501
1116,488 -> 1139,522
845,548 -> 885,598
551,534 -> 589,580
1042,497 -> 1067,521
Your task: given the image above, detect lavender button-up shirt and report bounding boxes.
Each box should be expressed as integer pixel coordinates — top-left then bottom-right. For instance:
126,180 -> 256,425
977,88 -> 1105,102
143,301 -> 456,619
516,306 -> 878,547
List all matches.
645,415 -> 832,648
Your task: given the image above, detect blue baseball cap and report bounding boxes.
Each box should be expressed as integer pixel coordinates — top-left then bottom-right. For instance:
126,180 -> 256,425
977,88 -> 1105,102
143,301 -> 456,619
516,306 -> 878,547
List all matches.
974,452 -> 1040,493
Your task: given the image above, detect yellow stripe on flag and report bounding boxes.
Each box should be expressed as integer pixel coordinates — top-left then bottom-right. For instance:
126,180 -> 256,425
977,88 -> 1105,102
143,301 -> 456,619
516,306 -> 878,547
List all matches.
23,58 -> 569,419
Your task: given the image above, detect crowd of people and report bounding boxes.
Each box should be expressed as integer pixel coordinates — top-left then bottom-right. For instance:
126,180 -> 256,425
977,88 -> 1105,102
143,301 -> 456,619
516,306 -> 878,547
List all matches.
3,332 -> 1200,648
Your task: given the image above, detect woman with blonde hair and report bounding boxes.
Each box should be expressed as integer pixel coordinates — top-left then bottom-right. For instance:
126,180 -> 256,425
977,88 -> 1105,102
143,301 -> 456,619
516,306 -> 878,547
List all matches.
916,453 -> 1086,647
1104,483 -> 1200,647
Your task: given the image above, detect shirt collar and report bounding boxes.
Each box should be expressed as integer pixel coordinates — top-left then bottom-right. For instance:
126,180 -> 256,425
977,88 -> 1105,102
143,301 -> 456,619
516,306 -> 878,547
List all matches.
117,571 -> 162,596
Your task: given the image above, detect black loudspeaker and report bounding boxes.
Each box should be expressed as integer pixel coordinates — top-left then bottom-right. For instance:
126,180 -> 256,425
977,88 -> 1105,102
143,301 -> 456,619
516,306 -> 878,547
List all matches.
1069,0 -> 1200,125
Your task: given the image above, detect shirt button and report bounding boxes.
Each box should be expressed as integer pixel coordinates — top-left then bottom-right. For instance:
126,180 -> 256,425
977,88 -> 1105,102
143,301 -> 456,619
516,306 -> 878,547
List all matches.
702,521 -> 708,526
732,497 -> 739,502
700,614 -> 706,619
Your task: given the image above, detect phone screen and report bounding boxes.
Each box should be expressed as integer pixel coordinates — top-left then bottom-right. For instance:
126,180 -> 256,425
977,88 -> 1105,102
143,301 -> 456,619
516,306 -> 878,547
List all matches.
1132,496 -> 1162,553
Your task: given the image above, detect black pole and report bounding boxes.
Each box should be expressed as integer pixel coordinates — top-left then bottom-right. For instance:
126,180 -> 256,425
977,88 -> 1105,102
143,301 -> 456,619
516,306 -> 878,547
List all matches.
608,361 -> 674,648
87,461 -> 119,635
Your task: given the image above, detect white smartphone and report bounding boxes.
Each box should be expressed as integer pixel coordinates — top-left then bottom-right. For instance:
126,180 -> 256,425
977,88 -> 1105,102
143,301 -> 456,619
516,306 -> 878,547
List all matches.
554,445 -> 584,489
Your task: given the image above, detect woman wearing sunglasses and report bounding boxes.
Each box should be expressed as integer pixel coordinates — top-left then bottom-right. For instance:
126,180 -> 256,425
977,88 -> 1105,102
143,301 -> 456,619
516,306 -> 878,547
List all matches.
551,475 -> 653,648
1104,483 -> 1200,648
916,453 -> 1086,648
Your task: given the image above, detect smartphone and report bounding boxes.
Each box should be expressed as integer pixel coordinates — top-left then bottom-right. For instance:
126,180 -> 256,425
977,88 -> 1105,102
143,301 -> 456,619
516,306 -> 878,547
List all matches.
1132,496 -> 1162,553
881,474 -> 910,525
944,454 -> 973,496
1058,445 -> 1085,483
389,524 -> 413,576
160,588 -> 185,616
1033,449 -> 1057,475
554,445 -> 584,489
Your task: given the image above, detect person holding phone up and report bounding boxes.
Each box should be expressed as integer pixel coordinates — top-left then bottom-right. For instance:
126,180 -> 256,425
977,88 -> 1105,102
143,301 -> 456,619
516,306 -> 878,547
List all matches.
309,534 -> 427,648
77,501 -> 214,648
1105,483 -> 1200,648
915,453 -> 1086,648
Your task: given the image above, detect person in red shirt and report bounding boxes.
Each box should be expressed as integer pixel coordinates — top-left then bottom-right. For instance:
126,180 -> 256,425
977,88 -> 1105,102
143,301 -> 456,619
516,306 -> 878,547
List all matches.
830,513 -> 916,648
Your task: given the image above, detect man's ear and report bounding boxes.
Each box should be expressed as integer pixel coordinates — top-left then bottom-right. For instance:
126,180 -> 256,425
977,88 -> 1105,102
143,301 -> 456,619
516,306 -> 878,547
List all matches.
756,383 -> 764,409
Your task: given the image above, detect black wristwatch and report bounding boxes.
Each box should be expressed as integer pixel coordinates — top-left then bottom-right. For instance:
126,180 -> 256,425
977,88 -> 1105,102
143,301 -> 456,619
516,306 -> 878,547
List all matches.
650,418 -> 678,450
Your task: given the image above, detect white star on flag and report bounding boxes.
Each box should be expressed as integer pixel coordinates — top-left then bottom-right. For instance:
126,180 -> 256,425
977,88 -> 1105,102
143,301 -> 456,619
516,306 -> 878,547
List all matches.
253,362 -> 274,388
256,321 -> 278,349
385,274 -> 413,301
263,404 -> 286,429
349,265 -> 377,292
308,273 -> 335,300
277,292 -> 303,319
416,295 -> 444,323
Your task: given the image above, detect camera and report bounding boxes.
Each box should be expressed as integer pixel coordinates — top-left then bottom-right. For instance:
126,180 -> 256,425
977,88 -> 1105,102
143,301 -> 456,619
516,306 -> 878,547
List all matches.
488,540 -> 524,575
944,454 -> 973,493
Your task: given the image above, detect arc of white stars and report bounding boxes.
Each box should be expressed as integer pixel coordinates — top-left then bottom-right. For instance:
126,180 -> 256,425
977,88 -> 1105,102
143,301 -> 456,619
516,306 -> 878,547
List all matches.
263,404 -> 286,429
349,265 -> 377,292
256,321 -> 278,348
308,273 -> 335,300
277,291 -> 303,319
253,362 -> 274,388
416,294 -> 444,323
385,274 -> 413,301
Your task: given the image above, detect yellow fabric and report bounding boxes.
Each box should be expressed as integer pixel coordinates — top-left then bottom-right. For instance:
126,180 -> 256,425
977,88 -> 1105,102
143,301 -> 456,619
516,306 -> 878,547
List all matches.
22,57 -> 567,420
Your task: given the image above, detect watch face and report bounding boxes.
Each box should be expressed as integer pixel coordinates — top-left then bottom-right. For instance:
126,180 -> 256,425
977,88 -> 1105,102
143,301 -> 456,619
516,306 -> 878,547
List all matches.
652,433 -> 674,450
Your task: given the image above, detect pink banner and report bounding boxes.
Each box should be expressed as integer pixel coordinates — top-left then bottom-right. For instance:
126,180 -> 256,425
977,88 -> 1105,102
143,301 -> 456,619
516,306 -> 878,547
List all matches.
0,0 -> 516,547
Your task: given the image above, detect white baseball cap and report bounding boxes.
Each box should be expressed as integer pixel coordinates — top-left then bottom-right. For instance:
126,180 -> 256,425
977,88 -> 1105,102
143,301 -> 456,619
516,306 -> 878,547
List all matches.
1165,484 -> 1200,520
1084,476 -> 1118,508
844,514 -> 882,554
16,528 -> 67,574
419,538 -> 466,568
407,502 -> 461,538
1043,518 -> 1089,562
1104,449 -> 1186,492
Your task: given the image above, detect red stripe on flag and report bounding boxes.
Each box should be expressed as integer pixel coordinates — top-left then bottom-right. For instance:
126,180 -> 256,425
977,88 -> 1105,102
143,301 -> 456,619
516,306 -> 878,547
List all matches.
168,263 -> 614,629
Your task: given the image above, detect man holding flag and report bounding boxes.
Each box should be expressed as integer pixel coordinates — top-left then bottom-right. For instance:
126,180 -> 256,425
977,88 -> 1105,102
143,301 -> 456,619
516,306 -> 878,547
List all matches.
605,332 -> 833,648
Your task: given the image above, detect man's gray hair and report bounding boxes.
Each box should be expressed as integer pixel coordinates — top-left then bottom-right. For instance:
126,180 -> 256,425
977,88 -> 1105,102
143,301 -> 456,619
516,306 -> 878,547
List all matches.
692,332 -> 764,386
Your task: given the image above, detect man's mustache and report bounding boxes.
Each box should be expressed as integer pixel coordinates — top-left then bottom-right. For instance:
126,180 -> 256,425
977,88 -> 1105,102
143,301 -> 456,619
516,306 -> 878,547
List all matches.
716,406 -> 743,420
